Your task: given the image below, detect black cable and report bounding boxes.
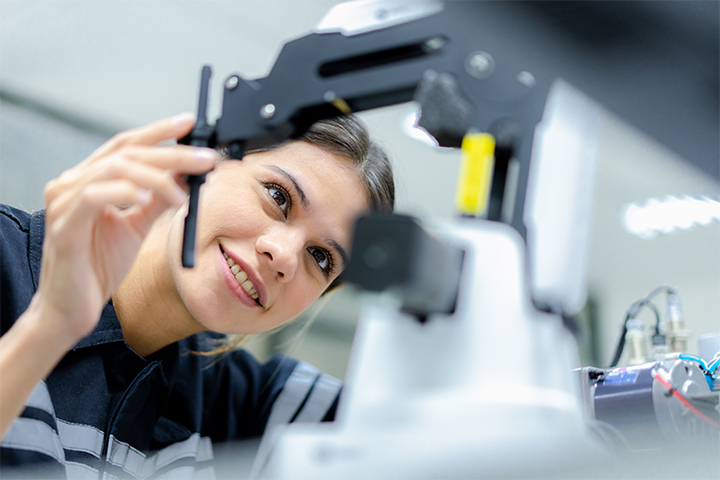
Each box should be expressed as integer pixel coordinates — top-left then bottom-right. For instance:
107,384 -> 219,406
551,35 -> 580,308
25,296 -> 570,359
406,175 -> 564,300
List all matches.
608,299 -> 662,368
608,312 -> 631,368
629,299 -> 662,335
642,286 -> 676,335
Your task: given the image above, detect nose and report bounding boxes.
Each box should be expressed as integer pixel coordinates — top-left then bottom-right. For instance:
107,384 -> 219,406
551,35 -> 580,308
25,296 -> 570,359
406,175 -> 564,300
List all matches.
256,228 -> 303,282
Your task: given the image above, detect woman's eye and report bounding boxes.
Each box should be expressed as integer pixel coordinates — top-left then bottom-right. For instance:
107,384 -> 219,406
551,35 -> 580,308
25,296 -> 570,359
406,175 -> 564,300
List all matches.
308,247 -> 330,271
266,184 -> 290,215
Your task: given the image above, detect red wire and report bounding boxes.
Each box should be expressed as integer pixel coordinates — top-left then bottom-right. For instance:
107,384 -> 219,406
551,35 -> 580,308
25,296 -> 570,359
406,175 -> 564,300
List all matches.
652,370 -> 719,428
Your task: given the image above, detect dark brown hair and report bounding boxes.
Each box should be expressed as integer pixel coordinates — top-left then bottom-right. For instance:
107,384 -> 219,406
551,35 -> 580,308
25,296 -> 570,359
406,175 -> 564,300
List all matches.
246,115 -> 394,214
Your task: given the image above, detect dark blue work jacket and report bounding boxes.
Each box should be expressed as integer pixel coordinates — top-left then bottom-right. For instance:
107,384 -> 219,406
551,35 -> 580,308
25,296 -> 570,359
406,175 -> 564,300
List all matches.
0,204 -> 340,479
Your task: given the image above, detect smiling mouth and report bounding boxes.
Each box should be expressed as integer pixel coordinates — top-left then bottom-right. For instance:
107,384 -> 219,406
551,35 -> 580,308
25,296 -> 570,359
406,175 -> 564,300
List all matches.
221,249 -> 262,306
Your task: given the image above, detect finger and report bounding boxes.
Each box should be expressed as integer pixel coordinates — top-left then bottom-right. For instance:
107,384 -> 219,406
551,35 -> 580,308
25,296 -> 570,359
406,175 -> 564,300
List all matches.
96,160 -> 189,207
48,181 -> 151,249
85,112 -> 196,162
47,163 -> 185,225
121,192 -> 182,237
44,145 -> 216,206
45,113 -> 197,204
45,162 -> 97,206
113,145 -> 217,173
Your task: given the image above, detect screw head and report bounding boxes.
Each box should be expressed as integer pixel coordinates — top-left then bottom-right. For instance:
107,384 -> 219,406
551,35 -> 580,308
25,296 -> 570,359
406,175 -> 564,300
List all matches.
225,76 -> 239,90
517,71 -> 536,88
323,90 -> 336,102
424,36 -> 445,51
423,69 -> 438,82
465,51 -> 495,79
260,103 -> 276,119
228,142 -> 244,159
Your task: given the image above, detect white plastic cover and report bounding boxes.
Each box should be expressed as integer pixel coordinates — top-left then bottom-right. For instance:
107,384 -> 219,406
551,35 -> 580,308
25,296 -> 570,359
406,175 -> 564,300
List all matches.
315,0 -> 443,37
524,80 -> 605,315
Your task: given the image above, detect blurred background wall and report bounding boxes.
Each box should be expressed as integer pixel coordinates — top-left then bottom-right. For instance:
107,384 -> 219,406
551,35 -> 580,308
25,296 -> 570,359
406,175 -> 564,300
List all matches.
1,1 -> 718,380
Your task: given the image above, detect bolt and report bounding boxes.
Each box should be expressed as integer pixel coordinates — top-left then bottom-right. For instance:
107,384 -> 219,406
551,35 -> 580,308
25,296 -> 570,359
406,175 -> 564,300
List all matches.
424,37 -> 445,51
423,69 -> 438,82
226,76 -> 239,90
323,90 -> 336,102
228,143 -> 244,159
465,51 -> 495,79
517,71 -> 536,88
260,103 -> 276,119
469,54 -> 490,71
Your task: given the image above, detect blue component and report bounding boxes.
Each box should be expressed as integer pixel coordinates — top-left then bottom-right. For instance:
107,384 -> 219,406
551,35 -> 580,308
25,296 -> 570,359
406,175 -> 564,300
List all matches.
604,368 -> 641,385
678,355 -> 716,391
708,357 -> 720,374
679,353 -> 708,370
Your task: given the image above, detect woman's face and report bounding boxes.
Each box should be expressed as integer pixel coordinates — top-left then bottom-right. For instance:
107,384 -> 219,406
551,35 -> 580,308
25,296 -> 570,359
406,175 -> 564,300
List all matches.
167,141 -> 369,334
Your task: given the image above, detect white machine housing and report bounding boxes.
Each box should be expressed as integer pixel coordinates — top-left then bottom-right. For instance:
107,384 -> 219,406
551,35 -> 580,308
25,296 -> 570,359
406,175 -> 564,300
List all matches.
254,79 -> 607,479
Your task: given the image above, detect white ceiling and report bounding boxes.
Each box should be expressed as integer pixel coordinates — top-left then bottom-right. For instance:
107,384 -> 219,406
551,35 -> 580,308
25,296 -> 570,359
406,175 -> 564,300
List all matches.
0,1 -> 340,128
1,1 -> 718,363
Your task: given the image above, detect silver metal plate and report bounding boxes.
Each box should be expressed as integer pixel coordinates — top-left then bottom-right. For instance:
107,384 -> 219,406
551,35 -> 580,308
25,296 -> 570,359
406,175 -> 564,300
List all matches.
315,0 -> 444,37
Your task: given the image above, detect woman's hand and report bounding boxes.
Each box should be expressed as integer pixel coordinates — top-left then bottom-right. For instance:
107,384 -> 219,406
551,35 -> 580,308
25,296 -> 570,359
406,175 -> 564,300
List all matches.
0,113 -> 217,439
36,113 -> 217,345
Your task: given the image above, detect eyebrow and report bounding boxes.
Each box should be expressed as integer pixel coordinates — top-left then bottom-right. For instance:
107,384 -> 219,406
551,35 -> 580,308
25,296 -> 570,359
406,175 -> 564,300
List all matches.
268,165 -> 349,270
328,239 -> 349,271
269,165 -> 308,208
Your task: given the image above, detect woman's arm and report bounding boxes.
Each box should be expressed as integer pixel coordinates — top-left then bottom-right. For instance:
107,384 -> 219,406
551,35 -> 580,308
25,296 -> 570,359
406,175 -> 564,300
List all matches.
0,298 -> 79,437
0,113 -> 217,439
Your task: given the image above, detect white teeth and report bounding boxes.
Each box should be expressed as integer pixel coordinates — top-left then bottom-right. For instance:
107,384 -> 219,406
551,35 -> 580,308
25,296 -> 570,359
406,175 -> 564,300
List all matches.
241,278 -> 257,298
225,254 -> 258,301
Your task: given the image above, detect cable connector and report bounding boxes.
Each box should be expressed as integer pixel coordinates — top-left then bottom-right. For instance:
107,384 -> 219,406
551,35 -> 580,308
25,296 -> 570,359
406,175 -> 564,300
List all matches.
625,319 -> 648,365
651,331 -> 669,360
666,291 -> 684,324
665,291 -> 689,353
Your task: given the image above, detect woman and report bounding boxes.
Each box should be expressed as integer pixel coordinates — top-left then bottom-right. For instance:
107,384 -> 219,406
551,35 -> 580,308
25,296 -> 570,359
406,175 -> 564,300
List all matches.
0,112 -> 393,477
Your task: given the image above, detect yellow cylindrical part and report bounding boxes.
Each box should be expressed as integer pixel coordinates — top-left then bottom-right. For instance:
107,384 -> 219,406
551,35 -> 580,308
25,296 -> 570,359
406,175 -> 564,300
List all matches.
455,133 -> 496,216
